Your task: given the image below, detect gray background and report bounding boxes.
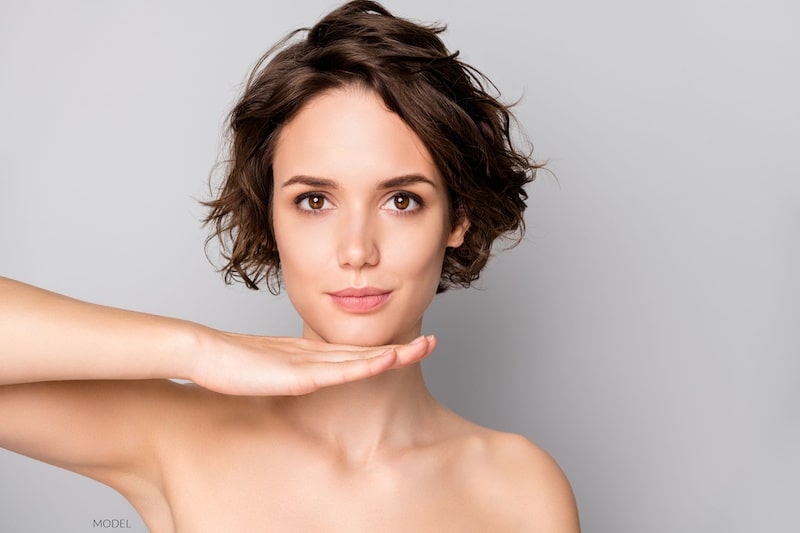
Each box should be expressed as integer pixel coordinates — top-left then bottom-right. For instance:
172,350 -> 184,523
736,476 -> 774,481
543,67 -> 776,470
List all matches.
1,0 -> 798,531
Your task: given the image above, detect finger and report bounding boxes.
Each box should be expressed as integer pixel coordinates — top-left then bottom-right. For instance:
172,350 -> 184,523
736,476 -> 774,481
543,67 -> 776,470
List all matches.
391,335 -> 436,367
283,336 -> 432,364
289,337 -> 395,357
424,335 -> 437,357
294,345 -> 401,364
291,349 -> 399,394
324,335 -> 434,367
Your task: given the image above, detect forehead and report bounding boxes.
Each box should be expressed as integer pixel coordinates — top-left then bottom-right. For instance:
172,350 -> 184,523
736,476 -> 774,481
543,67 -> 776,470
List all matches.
272,87 -> 441,186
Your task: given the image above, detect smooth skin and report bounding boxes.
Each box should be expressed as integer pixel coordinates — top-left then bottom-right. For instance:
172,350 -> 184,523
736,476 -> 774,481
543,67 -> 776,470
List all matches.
0,87 -> 579,532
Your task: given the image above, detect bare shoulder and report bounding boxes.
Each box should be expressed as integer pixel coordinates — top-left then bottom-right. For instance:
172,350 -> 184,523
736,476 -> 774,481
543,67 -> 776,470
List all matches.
454,429 -> 580,532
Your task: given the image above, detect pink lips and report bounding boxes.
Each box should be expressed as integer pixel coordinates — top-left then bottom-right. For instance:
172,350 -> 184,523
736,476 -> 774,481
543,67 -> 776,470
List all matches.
329,287 -> 392,313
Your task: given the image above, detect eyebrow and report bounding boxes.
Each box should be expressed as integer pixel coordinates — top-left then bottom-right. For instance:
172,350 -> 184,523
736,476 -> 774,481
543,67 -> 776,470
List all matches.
379,174 -> 437,189
281,175 -> 338,189
281,174 -> 437,190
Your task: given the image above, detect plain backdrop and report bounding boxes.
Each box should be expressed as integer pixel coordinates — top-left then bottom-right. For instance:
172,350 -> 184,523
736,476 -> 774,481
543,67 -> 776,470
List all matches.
1,1 -> 798,531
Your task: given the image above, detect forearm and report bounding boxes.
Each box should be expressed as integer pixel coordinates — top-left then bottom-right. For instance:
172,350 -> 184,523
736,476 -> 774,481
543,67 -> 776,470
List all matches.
0,277 -> 202,385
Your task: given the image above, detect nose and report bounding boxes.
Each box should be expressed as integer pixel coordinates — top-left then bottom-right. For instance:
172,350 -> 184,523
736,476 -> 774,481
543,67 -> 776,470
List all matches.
337,209 -> 380,269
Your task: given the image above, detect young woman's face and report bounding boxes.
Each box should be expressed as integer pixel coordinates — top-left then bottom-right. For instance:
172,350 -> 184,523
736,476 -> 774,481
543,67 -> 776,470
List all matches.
271,87 -> 468,346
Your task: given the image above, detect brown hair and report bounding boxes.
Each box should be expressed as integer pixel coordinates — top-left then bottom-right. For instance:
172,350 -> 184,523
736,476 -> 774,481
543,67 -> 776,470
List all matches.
205,0 -> 540,294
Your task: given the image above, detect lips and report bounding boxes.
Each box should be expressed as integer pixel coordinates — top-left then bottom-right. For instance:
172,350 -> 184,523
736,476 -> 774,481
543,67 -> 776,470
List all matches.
328,287 -> 392,313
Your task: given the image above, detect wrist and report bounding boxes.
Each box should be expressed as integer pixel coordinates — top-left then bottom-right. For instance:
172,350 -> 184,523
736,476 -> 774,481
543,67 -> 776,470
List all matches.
176,321 -> 222,385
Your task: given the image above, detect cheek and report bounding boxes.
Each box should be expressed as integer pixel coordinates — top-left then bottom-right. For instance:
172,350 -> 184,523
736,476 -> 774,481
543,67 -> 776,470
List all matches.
273,218 -> 330,287
384,223 -> 449,288
397,237 -> 444,274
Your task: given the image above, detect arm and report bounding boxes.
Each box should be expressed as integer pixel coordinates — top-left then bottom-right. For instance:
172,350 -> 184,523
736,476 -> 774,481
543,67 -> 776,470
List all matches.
0,276 -> 434,392
0,277 -> 194,385
0,276 -> 433,486
0,276 -> 195,486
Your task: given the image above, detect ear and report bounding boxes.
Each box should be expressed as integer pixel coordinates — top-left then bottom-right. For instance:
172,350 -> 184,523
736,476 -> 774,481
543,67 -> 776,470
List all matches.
446,215 -> 470,248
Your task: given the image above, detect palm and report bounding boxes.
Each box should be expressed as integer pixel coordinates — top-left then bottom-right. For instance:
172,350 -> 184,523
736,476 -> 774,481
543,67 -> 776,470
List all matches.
191,333 -> 435,396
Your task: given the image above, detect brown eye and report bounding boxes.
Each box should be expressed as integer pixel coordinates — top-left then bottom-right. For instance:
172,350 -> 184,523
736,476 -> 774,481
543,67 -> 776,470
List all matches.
383,193 -> 421,212
297,193 -> 328,211
393,195 -> 410,210
308,195 -> 325,209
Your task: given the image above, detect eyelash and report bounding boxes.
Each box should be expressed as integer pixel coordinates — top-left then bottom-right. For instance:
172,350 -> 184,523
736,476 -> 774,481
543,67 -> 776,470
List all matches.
384,192 -> 423,214
293,192 -> 425,214
294,192 -> 332,213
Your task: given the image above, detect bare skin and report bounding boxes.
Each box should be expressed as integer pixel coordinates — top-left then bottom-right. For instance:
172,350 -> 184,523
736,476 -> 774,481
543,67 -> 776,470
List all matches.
0,280 -> 577,532
0,88 -> 579,531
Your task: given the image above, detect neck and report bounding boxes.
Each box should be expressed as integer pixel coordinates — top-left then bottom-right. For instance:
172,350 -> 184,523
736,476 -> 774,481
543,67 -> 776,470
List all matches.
275,362 -> 442,465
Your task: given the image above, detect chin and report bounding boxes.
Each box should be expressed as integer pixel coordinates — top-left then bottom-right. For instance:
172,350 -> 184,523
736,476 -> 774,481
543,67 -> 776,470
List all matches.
305,317 -> 417,347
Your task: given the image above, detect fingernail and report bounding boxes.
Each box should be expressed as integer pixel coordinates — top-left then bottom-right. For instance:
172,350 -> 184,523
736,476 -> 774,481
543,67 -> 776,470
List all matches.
426,335 -> 435,342
410,335 -> 426,345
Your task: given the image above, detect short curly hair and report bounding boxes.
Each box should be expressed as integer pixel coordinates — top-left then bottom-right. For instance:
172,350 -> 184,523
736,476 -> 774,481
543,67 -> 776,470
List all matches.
205,0 -> 540,294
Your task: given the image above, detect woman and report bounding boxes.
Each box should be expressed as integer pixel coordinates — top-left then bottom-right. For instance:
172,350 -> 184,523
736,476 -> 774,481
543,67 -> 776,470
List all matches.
0,1 -> 579,531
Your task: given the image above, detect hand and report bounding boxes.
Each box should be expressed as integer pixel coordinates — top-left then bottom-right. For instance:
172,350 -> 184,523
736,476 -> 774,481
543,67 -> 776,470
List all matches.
190,331 -> 436,396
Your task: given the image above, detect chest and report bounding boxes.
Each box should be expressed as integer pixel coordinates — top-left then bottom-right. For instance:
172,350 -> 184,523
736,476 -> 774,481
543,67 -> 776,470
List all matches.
167,485 -> 496,533
152,435 -> 503,532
